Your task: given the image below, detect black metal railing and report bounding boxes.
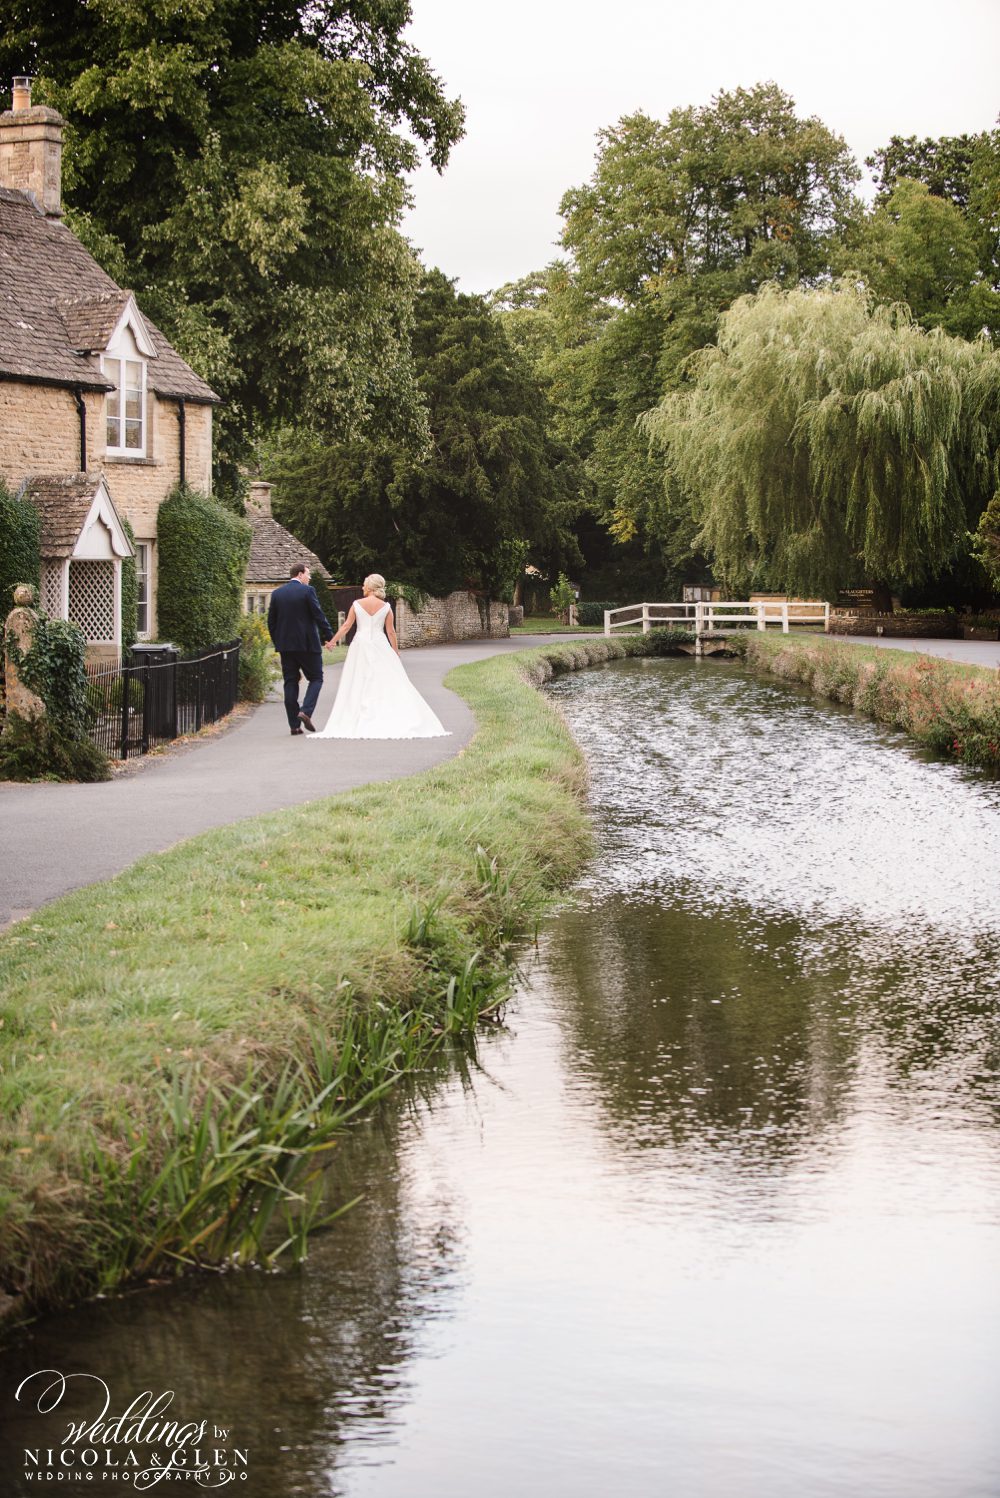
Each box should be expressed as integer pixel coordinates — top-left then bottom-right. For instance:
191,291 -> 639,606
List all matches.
85,640 -> 241,760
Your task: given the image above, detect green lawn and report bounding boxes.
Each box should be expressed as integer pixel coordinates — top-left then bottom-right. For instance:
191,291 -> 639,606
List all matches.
510,616 -> 602,634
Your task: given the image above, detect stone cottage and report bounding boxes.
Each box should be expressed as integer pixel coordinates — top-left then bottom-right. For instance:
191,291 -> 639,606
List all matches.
0,76 -> 219,657
243,482 -> 331,617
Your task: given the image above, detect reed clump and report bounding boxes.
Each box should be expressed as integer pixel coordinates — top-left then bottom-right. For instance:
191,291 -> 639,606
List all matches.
738,633 -> 1000,766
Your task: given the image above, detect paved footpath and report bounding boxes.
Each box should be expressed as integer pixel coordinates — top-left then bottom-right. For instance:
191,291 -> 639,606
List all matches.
833,634 -> 1000,668
0,635 -> 571,930
4,630 -> 999,930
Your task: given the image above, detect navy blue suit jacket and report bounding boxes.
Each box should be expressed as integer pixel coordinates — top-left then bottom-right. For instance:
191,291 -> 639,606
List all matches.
267,580 -> 333,653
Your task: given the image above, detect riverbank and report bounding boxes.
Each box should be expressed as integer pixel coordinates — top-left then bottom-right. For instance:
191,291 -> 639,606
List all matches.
0,634 -> 675,1324
738,632 -> 1000,766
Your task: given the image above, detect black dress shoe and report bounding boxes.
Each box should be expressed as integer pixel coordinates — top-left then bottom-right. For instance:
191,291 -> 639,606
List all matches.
298,711 -> 316,732
290,726 -> 304,735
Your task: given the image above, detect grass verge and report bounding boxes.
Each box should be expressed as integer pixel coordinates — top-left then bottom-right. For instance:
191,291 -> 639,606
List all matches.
509,616 -> 598,634
0,633 -> 679,1322
736,632 -> 1000,766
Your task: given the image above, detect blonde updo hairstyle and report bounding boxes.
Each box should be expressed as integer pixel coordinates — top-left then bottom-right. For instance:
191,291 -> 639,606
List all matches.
362,573 -> 387,599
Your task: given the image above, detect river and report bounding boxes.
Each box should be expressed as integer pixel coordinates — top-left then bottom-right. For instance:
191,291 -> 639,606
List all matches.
2,656 -> 999,1497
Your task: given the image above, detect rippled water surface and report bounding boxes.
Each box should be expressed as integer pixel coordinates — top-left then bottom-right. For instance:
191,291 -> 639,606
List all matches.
3,657 -> 999,1497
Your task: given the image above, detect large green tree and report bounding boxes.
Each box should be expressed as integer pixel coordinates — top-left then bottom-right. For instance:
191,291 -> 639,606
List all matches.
866,132 -> 985,209
554,84 -> 861,558
643,281 -> 1000,603
847,178 -> 982,335
266,271 -> 586,597
490,265 -> 665,598
562,85 -> 859,309
863,125 -> 1000,340
0,3 -> 464,486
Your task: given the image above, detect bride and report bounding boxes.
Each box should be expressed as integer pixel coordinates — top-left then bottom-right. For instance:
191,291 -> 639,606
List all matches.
309,574 -> 449,740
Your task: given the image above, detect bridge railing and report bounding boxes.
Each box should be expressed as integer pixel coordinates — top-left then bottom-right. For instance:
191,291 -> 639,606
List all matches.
604,601 -> 830,636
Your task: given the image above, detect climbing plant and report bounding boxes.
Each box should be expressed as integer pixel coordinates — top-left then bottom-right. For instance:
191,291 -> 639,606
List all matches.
1,612 -> 110,781
0,480 -> 41,614
120,515 -> 138,653
385,581 -> 428,613
157,486 -> 252,653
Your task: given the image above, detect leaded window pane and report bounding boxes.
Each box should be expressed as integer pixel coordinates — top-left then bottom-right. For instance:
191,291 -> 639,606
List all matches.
106,369 -> 121,447
103,354 -> 145,453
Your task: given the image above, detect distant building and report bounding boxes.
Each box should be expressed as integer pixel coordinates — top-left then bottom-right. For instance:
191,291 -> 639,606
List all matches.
243,482 -> 332,616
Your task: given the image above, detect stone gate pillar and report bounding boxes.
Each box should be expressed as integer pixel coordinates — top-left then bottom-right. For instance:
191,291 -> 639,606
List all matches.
3,584 -> 46,730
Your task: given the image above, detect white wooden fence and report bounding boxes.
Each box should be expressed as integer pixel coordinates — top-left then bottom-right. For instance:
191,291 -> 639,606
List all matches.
603,601 -> 830,636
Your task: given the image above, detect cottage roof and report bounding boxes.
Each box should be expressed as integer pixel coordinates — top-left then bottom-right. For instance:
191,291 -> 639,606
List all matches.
20,471 -> 133,559
246,513 -> 331,585
0,187 -> 218,402
57,290 -> 130,354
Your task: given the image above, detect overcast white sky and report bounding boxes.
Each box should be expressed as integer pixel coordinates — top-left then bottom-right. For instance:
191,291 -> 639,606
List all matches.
400,0 -> 1000,294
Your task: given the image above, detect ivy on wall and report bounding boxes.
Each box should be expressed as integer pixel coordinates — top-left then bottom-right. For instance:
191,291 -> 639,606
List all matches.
386,581 -> 428,613
12,614 -> 90,736
0,480 -> 41,614
156,485 -> 252,653
120,514 -> 138,653
1,611 -> 110,781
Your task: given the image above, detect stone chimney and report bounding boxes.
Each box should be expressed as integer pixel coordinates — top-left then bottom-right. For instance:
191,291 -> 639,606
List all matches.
247,481 -> 273,517
0,76 -> 65,217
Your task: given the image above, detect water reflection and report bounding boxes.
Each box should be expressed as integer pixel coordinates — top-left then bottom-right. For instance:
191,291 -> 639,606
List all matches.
0,1055 -> 486,1496
544,897 -> 855,1162
2,657 -> 999,1497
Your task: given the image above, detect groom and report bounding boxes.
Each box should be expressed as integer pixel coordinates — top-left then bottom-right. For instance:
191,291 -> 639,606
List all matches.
266,563 -> 335,735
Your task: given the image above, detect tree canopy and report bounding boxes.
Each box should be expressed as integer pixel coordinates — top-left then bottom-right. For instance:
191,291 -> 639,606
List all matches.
267,271 -> 586,597
642,281 -> 1000,599
847,178 -> 981,336
866,132 -> 985,210
859,127 -> 1000,342
561,84 -> 859,308
499,99 -> 1000,605
487,87 -> 862,595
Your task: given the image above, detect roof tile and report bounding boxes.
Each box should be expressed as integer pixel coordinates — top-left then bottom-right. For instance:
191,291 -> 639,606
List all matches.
20,471 -> 109,557
246,514 -> 331,584
0,187 -> 218,402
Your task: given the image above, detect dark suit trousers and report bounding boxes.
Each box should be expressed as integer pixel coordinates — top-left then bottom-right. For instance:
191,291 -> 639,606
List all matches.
280,650 -> 324,728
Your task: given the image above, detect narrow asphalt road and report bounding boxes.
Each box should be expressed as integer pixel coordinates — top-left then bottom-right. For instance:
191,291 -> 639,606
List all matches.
3,629 -> 998,930
0,634 -> 571,929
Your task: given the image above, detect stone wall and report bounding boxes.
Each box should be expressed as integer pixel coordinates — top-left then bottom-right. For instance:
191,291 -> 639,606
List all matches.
0,380 -> 101,476
103,400 -> 213,537
394,591 -> 509,648
828,610 -> 960,639
0,381 -> 211,517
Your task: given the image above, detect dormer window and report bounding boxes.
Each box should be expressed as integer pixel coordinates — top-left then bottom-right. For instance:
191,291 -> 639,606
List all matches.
98,293 -> 157,461
103,355 -> 146,454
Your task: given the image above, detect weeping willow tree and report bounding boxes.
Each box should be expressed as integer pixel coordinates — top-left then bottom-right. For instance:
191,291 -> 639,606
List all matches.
642,281 -> 1000,602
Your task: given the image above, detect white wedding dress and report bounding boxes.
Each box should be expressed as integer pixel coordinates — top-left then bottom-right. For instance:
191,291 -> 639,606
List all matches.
311,601 -> 449,739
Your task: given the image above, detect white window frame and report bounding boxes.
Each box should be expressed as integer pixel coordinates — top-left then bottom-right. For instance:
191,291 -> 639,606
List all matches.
102,353 -> 148,458
135,542 -> 151,638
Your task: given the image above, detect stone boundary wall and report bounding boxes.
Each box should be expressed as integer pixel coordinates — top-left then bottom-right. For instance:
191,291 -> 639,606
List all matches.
394,591 -> 509,648
828,610 -> 960,639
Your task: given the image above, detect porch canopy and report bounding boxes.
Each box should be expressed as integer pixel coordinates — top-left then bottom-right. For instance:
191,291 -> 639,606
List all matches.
21,472 -> 134,648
